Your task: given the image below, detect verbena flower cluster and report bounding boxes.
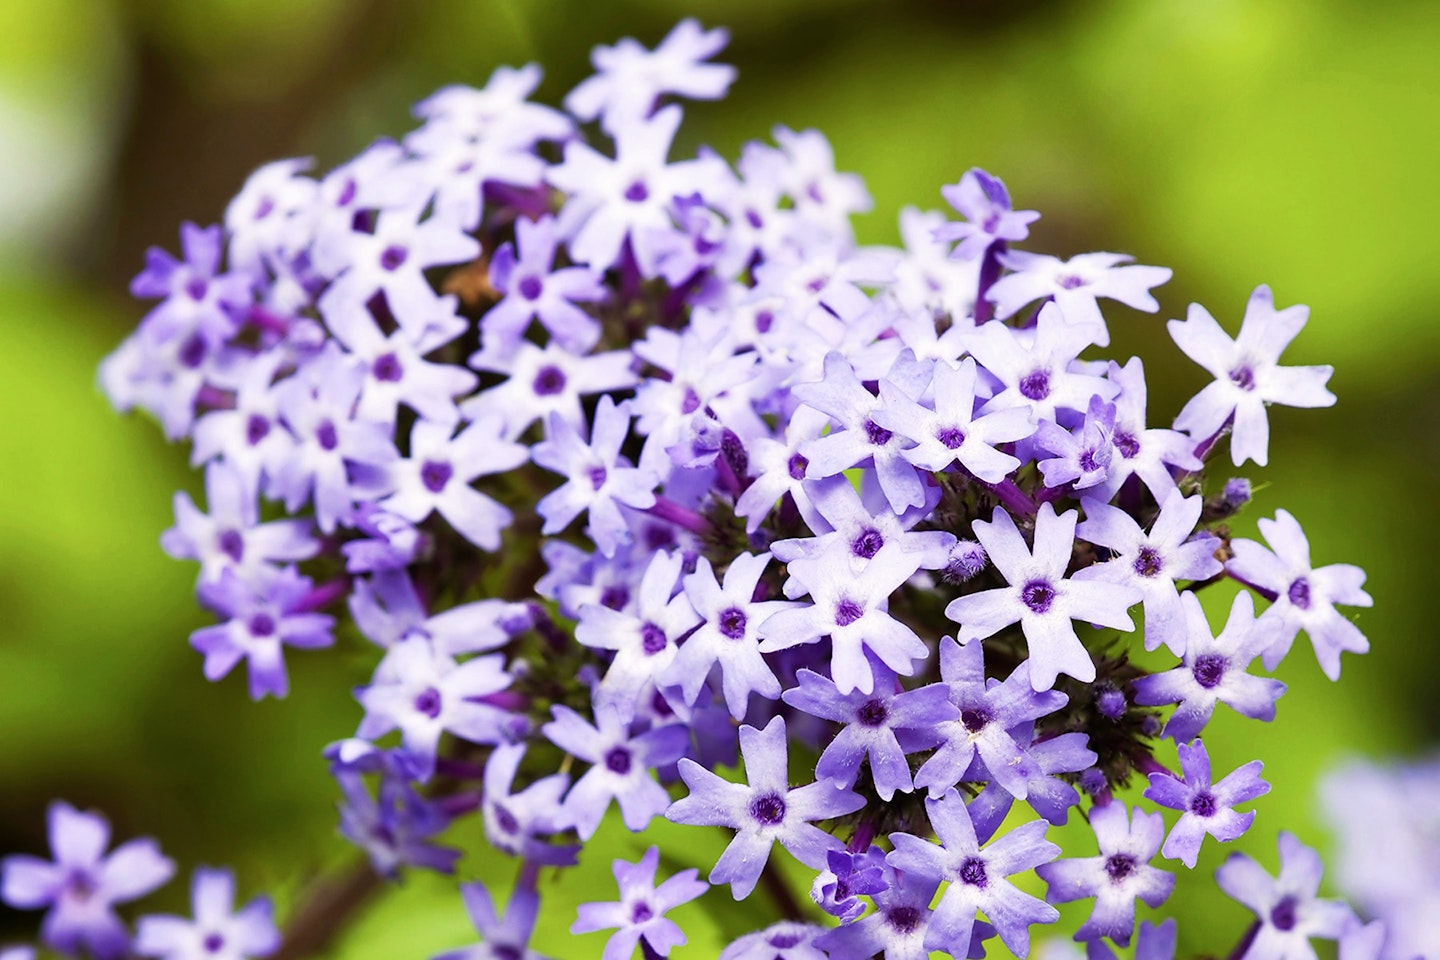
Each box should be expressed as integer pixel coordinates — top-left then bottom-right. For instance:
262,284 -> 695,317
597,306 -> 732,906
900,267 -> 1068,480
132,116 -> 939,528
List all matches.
3,18 -> 1394,960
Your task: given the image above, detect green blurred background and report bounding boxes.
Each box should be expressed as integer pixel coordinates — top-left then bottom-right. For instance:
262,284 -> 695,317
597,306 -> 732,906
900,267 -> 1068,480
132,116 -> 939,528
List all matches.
1,0 -> 1437,956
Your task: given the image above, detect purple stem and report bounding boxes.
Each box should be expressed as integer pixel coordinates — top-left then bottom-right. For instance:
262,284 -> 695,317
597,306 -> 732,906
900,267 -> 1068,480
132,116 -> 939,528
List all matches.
987,478 -> 1037,515
973,241 -> 1006,325
438,793 -> 482,818
300,577 -> 350,612
647,496 -> 713,536
1134,753 -> 1177,780
246,304 -> 291,337
1227,570 -> 1280,604
434,758 -> 488,781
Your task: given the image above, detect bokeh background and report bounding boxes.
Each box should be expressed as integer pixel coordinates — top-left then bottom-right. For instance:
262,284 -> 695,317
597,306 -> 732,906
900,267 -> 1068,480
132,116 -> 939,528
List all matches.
2,0 -> 1438,956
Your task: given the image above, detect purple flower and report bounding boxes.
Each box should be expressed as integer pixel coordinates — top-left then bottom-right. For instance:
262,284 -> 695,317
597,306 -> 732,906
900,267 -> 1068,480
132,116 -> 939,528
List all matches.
1143,739 -> 1269,868
664,552 -> 798,719
541,703 -> 688,840
223,158 -> 316,274
793,351 -> 929,513
964,730 -> 1096,838
1035,800 -> 1175,945
809,847 -> 888,923
1169,284 -> 1336,466
945,503 -> 1140,691
1075,490 -> 1223,656
1035,395 -> 1118,491
783,656 -> 956,800
354,635 -> 513,780
721,922 -> 828,960
464,340 -> 638,441
869,357 -> 1033,481
565,20 -> 736,131
161,461 -> 317,584
1082,920 -> 1177,960
758,541 -> 928,696
814,868 -> 953,960
2,801 -> 176,960
410,63 -> 573,153
574,549 -> 699,722
380,416 -> 528,551
549,105 -> 721,275
986,251 -> 1172,348
331,763 -> 460,878
189,350 -> 294,494
933,168 -> 1039,262
316,204 -> 479,340
435,881 -> 555,960
482,214 -> 606,354
533,397 -> 659,558
732,406 -> 830,533
1130,592 -> 1287,743
135,868 -> 279,960
887,788 -> 1060,957
571,847 -> 708,960
666,716 -> 864,898
1087,358 -> 1202,502
191,566 -> 335,700
130,222 -> 252,350
1215,832 -> 1356,959
911,636 -> 1066,800
481,743 -> 577,867
1227,508 -> 1372,680
967,304 -> 1119,423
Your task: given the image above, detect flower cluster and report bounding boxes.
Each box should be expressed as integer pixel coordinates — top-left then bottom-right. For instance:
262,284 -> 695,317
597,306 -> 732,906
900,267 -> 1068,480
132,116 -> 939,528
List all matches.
1,802 -> 277,960
73,17 -> 1389,960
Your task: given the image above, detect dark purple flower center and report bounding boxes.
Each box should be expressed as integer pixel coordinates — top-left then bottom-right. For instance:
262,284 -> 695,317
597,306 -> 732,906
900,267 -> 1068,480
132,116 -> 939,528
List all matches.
681,387 -> 701,414
1270,895 -> 1298,931
413,687 -> 443,718
600,586 -> 629,610
202,933 -> 225,953
336,177 -> 357,208
518,275 -> 543,300
718,607 -> 747,640
1021,579 -> 1055,613
755,309 -> 774,333
246,414 -> 270,446
851,527 -> 884,559
588,466 -> 608,490
863,419 -> 893,446
604,746 -> 632,775
960,707 -> 992,733
1287,577 -> 1311,610
1192,653 -> 1227,689
630,901 -> 653,923
1133,546 -> 1164,578
248,613 -> 276,637
494,947 -> 521,960
1190,790 -> 1218,817
767,932 -> 800,948
857,699 -> 888,727
745,209 -> 764,229
749,793 -> 787,825
1229,366 -> 1256,391
218,529 -> 245,563
834,598 -> 864,627
316,420 -> 339,451
787,453 -> 809,480
372,352 -> 403,382
380,245 -> 408,271
640,622 -> 668,655
958,856 -> 988,887
65,870 -> 97,902
982,212 -> 1000,233
1105,854 -> 1137,883
1115,431 -> 1140,459
936,426 -> 966,449
186,277 -> 209,301
533,365 -> 566,395
179,334 -> 207,369
254,196 -> 275,220
494,804 -> 520,834
888,905 -> 923,934
624,181 -> 649,203
1079,448 -> 1103,472
1058,274 -> 1089,290
421,460 -> 453,493
1019,370 -> 1051,400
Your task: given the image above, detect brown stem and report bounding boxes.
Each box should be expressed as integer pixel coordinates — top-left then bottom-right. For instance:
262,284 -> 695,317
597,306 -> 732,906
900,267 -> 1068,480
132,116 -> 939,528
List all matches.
272,860 -> 386,960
